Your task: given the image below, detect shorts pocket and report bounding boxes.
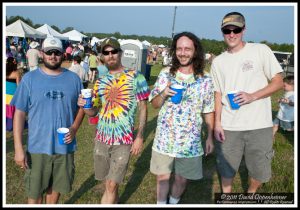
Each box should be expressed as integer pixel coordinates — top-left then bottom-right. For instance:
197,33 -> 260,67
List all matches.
265,150 -> 275,159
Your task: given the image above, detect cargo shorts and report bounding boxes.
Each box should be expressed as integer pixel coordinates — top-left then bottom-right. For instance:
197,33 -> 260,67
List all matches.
93,141 -> 131,184
215,127 -> 274,183
24,152 -> 75,200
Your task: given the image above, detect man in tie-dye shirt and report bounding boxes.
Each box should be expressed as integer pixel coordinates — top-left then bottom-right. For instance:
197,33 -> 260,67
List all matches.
149,32 -> 215,204
78,38 -> 150,204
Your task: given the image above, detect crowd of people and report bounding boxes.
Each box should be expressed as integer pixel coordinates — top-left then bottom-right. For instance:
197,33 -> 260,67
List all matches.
6,11 -> 294,205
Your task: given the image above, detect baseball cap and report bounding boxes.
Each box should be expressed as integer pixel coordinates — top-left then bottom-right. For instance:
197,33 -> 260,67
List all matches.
100,38 -> 121,52
221,12 -> 245,29
42,37 -> 63,52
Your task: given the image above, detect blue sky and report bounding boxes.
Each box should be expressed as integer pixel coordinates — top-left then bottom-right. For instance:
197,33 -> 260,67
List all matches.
4,3 -> 296,44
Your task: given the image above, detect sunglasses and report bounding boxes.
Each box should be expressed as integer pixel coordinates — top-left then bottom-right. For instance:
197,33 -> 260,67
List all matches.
102,49 -> 119,56
44,49 -> 62,56
222,27 -> 243,35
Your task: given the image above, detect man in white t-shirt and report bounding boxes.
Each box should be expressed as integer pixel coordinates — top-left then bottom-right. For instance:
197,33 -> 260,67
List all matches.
211,12 -> 284,193
26,41 -> 42,71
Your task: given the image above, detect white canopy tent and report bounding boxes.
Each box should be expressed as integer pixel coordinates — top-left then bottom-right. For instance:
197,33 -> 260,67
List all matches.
36,24 -> 69,40
62,29 -> 88,42
142,40 -> 151,47
6,19 -> 47,39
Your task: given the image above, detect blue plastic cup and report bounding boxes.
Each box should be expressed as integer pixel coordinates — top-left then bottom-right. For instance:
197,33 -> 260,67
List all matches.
170,84 -> 185,104
57,127 -> 69,145
81,89 -> 93,109
227,91 -> 240,110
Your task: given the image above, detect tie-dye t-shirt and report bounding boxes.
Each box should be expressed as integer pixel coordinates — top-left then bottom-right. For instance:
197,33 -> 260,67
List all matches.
149,67 -> 215,158
93,69 -> 150,145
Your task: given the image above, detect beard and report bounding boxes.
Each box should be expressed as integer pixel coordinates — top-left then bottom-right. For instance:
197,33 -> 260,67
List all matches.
178,56 -> 193,67
105,58 -> 121,71
43,58 -> 63,70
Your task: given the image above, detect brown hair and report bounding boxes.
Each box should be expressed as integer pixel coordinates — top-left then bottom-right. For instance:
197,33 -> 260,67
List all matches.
169,31 -> 205,78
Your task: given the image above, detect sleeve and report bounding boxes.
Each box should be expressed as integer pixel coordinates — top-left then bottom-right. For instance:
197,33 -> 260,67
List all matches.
202,77 -> 215,113
10,77 -> 30,113
134,72 -> 150,101
148,69 -> 170,102
210,61 -> 221,93
260,44 -> 283,80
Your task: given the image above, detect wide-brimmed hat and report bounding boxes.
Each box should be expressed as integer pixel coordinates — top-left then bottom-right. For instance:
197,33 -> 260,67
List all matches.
29,41 -> 39,49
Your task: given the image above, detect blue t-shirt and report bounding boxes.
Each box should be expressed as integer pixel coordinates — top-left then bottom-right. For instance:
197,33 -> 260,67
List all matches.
11,68 -> 83,155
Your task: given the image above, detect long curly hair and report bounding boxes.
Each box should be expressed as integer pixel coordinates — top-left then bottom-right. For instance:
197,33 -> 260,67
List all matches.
169,31 -> 205,77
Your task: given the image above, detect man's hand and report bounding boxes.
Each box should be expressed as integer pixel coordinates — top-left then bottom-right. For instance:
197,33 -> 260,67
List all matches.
130,137 -> 143,156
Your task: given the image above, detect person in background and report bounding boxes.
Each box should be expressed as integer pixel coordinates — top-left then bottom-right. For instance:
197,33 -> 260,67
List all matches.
69,55 -> 86,83
88,50 -> 98,83
11,37 -> 85,204
26,41 -> 41,71
149,31 -> 215,204
211,12 -> 283,193
272,75 -> 294,139
6,57 -> 21,131
77,38 -> 150,204
96,53 -> 108,78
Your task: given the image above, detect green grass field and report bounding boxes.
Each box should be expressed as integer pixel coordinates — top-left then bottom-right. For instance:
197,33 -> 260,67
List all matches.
5,60 -> 295,204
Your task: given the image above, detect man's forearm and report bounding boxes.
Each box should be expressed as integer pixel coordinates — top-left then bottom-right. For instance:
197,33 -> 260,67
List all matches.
136,100 -> 147,139
13,109 -> 26,152
214,91 -> 222,126
71,107 -> 86,131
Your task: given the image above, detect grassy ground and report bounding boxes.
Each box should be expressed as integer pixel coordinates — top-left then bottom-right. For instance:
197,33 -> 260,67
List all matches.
5,59 -> 295,204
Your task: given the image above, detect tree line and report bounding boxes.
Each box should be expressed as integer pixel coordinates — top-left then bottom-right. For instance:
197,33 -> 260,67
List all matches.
6,15 -> 294,56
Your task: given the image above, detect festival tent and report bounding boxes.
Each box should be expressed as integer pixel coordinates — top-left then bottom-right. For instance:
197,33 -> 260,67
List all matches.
142,40 -> 151,47
36,24 -> 69,40
62,29 -> 88,42
6,19 -> 47,39
91,36 -> 103,46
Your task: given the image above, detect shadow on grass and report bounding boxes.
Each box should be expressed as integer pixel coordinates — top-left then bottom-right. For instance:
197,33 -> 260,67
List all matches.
64,174 -> 98,204
119,116 -> 158,204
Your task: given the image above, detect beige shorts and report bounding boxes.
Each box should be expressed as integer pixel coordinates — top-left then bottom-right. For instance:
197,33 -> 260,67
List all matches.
150,150 -> 203,180
93,141 -> 131,184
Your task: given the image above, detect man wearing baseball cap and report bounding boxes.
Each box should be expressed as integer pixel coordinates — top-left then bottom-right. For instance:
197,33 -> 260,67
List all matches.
11,37 -> 85,204
211,12 -> 284,193
78,37 -> 150,204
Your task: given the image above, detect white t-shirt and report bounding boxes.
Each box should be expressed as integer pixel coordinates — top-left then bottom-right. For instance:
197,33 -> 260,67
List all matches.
211,43 -> 283,131
277,91 -> 294,122
69,64 -> 85,81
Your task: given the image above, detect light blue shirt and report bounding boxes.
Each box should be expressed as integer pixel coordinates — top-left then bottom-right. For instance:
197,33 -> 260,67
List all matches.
11,68 -> 83,155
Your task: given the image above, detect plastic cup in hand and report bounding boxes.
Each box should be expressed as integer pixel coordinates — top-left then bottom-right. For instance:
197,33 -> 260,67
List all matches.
57,127 -> 69,145
81,89 -> 93,109
170,84 -> 185,104
227,91 -> 240,110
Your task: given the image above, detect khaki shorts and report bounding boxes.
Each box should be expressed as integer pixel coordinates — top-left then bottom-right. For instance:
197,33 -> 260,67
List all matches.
24,152 -> 75,200
215,127 -> 274,183
150,150 -> 203,180
94,141 -> 131,184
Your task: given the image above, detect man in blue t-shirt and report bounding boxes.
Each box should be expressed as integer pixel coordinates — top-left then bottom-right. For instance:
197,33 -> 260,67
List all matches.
11,37 -> 85,204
